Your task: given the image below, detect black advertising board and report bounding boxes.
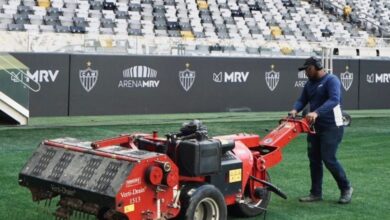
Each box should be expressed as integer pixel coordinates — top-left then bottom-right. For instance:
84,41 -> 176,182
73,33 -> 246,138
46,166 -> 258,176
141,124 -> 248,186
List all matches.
5,53 -> 388,116
11,53 -> 70,116
333,59 -> 359,110
68,55 -> 309,115
359,59 -> 390,109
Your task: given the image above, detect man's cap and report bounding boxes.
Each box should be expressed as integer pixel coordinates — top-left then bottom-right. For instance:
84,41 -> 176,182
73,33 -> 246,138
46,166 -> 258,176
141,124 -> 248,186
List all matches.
298,56 -> 323,71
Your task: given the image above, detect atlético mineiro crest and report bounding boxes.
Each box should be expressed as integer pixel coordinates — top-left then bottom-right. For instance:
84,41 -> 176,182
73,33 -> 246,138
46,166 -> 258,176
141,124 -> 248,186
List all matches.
179,63 -> 196,92
79,61 -> 98,92
340,66 -> 353,91
265,65 -> 280,91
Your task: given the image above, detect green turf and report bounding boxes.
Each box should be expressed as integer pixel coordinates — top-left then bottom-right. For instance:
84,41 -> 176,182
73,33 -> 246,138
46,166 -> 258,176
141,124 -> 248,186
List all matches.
1,111 -> 389,220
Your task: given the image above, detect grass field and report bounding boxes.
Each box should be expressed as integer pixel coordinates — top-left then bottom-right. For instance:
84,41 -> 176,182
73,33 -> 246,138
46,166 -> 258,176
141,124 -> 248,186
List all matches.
1,110 -> 389,220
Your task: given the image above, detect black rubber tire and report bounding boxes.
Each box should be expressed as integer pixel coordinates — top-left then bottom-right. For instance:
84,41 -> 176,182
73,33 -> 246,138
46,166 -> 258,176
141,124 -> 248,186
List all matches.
342,111 -> 352,127
178,184 -> 227,220
229,172 -> 271,217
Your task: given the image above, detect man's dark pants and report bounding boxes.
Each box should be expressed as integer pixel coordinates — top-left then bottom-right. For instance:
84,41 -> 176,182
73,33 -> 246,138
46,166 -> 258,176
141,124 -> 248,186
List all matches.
307,126 -> 350,196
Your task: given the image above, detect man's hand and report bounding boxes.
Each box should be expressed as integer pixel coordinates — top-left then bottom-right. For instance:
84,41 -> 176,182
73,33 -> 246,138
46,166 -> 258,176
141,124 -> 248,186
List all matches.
306,112 -> 318,124
289,109 -> 298,118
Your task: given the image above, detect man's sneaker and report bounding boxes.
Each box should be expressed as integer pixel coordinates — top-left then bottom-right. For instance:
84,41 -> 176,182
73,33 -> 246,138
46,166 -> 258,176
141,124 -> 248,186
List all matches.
299,194 -> 322,202
338,187 -> 353,204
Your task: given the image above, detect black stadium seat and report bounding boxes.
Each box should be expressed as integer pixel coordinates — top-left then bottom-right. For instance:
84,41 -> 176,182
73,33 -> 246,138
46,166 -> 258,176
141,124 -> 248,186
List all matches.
13,14 -> 29,25
55,25 -> 70,33
90,1 -> 103,10
7,23 -> 26,31
47,7 -> 61,17
103,1 -> 116,11
70,26 -> 86,33
44,16 -> 59,26
17,5 -> 33,15
167,22 -> 180,30
128,4 -> 142,12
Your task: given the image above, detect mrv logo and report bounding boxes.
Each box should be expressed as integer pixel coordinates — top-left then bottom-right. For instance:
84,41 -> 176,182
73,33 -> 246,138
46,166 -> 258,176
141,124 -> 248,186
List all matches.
366,73 -> 390,83
10,70 -> 59,92
25,70 -> 59,83
213,72 -> 249,83
119,66 -> 160,88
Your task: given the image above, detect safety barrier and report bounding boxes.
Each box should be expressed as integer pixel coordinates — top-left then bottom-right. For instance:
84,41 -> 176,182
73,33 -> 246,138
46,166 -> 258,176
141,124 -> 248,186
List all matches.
3,53 -> 389,116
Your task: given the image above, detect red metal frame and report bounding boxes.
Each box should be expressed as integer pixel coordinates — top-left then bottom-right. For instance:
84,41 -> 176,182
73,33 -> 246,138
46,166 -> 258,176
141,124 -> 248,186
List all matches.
33,117 -> 313,219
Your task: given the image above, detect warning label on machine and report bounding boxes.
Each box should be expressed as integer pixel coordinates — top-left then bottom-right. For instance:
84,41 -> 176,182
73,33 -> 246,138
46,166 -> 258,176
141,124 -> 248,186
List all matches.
229,169 -> 242,183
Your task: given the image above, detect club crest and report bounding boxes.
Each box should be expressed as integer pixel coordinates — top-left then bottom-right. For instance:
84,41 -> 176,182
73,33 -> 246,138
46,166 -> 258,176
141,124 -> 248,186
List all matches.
265,65 -> 280,91
179,63 -> 196,92
340,66 -> 353,91
79,62 -> 98,92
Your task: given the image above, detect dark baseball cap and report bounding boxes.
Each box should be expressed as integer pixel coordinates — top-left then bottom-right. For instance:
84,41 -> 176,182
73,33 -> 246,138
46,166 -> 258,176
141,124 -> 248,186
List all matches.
298,56 -> 322,71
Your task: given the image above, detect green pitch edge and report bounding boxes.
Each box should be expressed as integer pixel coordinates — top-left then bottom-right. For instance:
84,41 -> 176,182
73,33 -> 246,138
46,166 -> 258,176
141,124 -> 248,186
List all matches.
1,109 -> 389,130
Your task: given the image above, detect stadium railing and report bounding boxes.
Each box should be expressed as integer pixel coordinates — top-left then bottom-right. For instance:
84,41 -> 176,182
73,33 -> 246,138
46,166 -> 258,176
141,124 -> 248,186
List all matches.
0,31 -> 389,57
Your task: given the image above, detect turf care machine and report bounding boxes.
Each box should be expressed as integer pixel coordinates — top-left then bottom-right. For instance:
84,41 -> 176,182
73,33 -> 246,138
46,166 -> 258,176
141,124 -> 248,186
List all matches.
19,116 -> 314,220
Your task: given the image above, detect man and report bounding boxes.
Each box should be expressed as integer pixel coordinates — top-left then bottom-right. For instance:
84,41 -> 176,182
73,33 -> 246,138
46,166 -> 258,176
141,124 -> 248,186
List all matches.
290,57 -> 353,204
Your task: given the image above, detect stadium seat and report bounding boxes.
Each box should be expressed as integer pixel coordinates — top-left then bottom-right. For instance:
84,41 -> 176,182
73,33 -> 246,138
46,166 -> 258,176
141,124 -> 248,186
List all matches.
55,25 -> 71,33
0,23 -> 8,31
100,27 -> 114,34
0,14 -> 14,24
22,0 -> 36,7
24,24 -> 40,32
70,26 -> 86,33
90,1 -> 103,10
0,0 -> 388,56
40,24 -> 55,32
37,0 -> 51,9
8,23 -> 26,31
103,0 -> 116,10
51,0 -> 64,8
59,16 -> 72,27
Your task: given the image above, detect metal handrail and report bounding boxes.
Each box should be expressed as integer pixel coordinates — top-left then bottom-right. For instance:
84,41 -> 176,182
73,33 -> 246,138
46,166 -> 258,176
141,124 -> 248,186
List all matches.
0,31 -> 389,56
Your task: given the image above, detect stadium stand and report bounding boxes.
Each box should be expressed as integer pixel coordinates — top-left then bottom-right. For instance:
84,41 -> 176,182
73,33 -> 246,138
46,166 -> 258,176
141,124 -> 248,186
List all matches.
0,0 -> 389,56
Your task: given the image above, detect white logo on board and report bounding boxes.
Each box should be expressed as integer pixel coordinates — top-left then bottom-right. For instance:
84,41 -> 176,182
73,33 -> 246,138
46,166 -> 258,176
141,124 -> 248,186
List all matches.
119,66 -> 159,88
294,70 -> 307,88
213,72 -> 249,83
9,70 -> 59,92
265,65 -> 280,91
366,73 -> 390,83
79,61 -> 98,92
179,63 -> 196,92
340,66 -> 353,91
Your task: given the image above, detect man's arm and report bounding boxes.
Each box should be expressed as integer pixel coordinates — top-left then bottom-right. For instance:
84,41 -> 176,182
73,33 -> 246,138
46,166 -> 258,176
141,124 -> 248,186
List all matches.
314,76 -> 341,116
293,85 -> 308,112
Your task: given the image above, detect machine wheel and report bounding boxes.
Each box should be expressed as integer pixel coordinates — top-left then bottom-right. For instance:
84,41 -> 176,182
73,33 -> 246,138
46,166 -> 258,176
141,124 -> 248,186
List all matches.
230,172 -> 271,217
178,184 -> 227,220
342,111 -> 352,127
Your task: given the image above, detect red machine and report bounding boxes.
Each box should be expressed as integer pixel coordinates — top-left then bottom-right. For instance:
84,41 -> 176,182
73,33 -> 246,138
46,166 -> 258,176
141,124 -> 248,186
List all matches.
19,116 -> 314,220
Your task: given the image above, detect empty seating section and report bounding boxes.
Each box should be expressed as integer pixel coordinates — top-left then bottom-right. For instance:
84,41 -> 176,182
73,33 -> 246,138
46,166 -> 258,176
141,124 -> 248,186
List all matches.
324,0 -> 390,37
0,0 -> 389,55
